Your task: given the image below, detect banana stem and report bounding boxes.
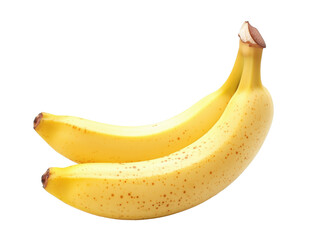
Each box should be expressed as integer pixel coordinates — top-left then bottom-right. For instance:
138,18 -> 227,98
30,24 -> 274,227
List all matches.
219,48 -> 243,94
238,42 -> 263,90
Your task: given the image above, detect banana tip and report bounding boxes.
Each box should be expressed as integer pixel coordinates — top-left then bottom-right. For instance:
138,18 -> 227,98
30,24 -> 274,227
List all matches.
247,21 -> 266,48
34,113 -> 43,129
41,168 -> 50,189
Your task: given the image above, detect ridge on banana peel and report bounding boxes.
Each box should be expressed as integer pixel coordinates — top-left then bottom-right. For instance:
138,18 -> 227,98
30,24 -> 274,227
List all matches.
34,48 -> 243,163
42,21 -> 273,220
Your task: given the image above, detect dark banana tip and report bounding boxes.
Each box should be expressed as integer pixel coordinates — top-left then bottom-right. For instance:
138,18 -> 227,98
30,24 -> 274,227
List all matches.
41,168 -> 50,189
33,112 -> 43,129
247,21 -> 266,48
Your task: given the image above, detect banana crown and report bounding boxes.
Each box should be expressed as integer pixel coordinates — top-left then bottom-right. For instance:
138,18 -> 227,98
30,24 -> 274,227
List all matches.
239,21 -> 266,48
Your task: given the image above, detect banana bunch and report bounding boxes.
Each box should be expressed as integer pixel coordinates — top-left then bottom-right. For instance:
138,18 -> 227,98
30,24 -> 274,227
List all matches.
35,21 -> 273,220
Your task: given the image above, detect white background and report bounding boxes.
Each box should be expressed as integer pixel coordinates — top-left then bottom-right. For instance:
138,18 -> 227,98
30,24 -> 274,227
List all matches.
1,0 -> 309,239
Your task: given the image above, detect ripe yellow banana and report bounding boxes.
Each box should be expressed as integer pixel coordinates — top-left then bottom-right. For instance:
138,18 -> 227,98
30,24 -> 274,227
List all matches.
42,22 -> 273,219
34,49 -> 243,163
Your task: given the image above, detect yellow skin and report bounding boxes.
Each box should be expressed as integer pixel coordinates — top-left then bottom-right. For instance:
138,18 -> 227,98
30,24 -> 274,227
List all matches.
43,41 -> 273,219
34,50 -> 243,163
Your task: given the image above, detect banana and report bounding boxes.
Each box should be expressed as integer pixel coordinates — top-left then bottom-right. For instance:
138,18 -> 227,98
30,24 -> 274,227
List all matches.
41,22 -> 273,219
34,48 -> 243,163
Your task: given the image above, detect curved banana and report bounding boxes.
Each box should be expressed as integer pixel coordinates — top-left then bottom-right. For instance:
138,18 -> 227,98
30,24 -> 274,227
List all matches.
34,49 -> 243,163
42,22 -> 273,219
